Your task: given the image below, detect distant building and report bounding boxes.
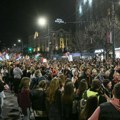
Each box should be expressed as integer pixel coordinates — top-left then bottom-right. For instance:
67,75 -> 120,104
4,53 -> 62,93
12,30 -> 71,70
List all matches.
28,29 -> 72,55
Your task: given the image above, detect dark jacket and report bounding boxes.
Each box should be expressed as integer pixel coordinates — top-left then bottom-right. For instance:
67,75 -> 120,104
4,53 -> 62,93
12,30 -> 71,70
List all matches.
99,102 -> 120,120
18,88 -> 31,108
30,89 -> 46,111
30,76 -> 46,90
48,89 -> 62,120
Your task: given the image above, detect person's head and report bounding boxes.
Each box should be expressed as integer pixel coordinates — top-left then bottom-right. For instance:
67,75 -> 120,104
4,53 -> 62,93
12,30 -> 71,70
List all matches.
113,82 -> 120,99
64,80 -> 74,96
58,74 -> 66,88
20,77 -> 30,89
104,70 -> 110,78
36,80 -> 47,90
16,64 -> 20,68
35,70 -> 42,77
78,79 -> 88,92
85,68 -> 91,76
47,77 -> 60,104
103,79 -> 112,90
92,69 -> 98,76
91,79 -> 101,91
113,72 -> 120,81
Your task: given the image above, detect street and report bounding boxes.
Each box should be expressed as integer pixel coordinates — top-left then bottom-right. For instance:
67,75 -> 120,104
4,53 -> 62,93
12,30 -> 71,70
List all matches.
2,91 -> 20,120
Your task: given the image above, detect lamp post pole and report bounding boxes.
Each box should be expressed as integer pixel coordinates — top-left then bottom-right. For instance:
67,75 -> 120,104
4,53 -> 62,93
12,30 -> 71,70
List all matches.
38,17 -> 51,58
112,0 -> 115,64
18,39 -> 23,53
47,24 -> 51,58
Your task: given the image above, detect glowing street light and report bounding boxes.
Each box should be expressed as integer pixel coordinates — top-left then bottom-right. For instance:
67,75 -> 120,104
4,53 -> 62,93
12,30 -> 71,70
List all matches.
18,39 -> 21,43
37,17 -> 47,27
14,44 -> 16,47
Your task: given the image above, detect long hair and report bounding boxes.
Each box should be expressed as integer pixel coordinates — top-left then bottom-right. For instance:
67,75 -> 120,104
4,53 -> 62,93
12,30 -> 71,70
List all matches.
36,80 -> 47,90
19,77 -> 30,90
47,77 -> 60,104
62,80 -> 74,104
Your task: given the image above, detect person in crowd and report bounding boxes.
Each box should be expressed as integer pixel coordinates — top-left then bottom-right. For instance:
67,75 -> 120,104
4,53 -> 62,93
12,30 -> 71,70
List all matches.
82,79 -> 107,104
18,77 -> 31,120
26,66 -> 31,78
58,74 -> 66,92
80,68 -> 92,88
91,69 -> 98,80
61,80 -> 74,120
82,79 -> 101,99
103,79 -> 112,98
13,64 -> 23,94
46,77 -> 61,120
0,73 -> 5,118
8,64 -> 14,92
80,96 -> 98,120
51,67 -> 58,78
76,79 -> 88,100
30,80 -> 48,120
71,68 -> 79,89
88,82 -> 120,120
1,66 -> 9,84
30,69 -> 45,90
112,72 -> 120,87
63,64 -> 72,79
22,65 -> 27,77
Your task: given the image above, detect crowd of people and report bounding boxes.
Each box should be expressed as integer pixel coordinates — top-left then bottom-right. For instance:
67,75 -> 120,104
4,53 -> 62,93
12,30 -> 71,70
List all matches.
0,57 -> 120,120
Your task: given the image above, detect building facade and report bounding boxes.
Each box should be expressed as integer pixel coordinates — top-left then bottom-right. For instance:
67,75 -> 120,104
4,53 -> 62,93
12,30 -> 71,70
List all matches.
76,0 -> 120,55
28,29 -> 72,56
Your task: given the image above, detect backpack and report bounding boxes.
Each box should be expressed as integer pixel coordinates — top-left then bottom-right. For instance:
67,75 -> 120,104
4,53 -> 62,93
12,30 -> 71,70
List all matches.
80,90 -> 87,109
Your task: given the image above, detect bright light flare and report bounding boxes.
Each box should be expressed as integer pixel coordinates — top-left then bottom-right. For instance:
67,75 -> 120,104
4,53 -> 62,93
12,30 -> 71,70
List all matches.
18,39 -> 21,43
37,17 -> 47,27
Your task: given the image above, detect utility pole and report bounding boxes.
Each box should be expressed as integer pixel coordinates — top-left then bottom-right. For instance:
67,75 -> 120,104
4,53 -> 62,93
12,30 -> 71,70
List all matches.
112,0 -> 115,64
48,24 -> 52,59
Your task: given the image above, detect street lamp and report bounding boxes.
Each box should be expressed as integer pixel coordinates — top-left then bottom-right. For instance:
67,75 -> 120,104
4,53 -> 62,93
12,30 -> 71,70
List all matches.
37,17 -> 50,58
14,44 -> 16,47
18,39 -> 23,53
38,17 -> 47,27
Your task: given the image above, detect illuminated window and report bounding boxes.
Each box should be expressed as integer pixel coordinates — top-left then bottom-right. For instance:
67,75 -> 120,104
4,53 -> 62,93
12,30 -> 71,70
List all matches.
84,0 -> 87,4
89,0 -> 92,7
79,5 -> 82,15
37,47 -> 40,51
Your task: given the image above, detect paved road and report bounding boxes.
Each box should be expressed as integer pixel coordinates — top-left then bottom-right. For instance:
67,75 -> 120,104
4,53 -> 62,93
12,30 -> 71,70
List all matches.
1,91 -> 34,120
2,91 -> 20,120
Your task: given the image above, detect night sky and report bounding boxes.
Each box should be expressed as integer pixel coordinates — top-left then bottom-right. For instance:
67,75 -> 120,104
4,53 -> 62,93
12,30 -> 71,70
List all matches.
0,0 -> 76,48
